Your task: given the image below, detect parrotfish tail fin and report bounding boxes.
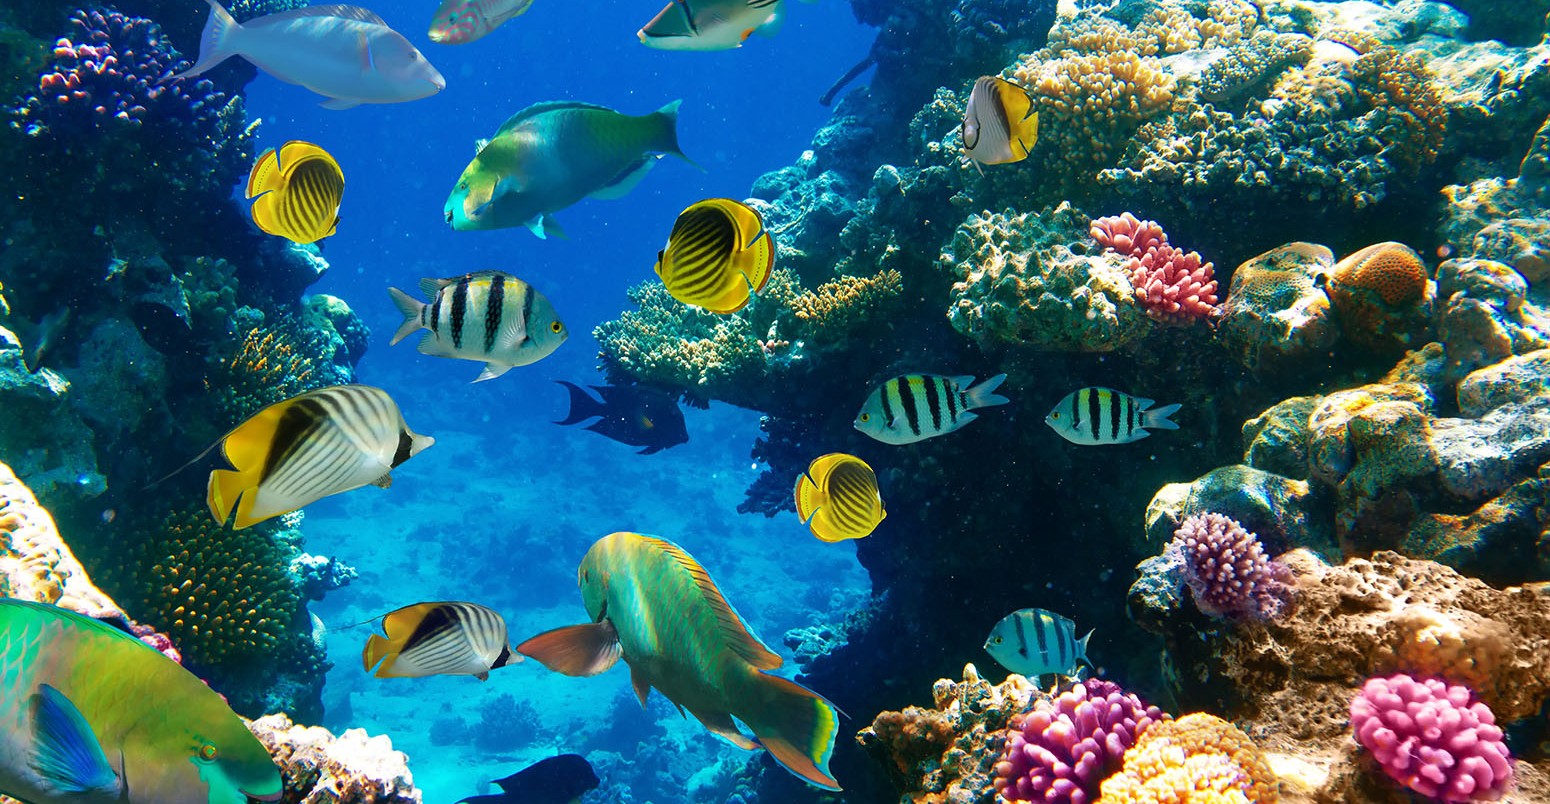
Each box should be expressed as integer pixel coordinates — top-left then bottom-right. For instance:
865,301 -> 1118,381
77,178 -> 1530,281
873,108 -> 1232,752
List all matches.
739,672 -> 842,791
178,0 -> 241,78
1143,403 -> 1182,431
362,633 -> 396,676
554,381 -> 605,425
654,99 -> 704,171
965,373 -> 1010,409
387,287 -> 424,346
30,684 -> 121,796
516,621 -> 622,677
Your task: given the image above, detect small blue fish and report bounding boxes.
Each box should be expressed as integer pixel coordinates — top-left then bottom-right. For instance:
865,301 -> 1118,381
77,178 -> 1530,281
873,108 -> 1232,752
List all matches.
983,608 -> 1093,679
1045,387 -> 1180,445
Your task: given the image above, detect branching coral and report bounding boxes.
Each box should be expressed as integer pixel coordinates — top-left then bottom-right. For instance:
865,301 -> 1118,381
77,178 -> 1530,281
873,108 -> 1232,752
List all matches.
1166,512 -> 1292,621
994,678 -> 1165,804
785,268 -> 904,342
210,317 -> 352,424
1097,713 -> 1277,803
596,280 -> 771,404
1091,212 -> 1219,325
1349,674 -> 1513,802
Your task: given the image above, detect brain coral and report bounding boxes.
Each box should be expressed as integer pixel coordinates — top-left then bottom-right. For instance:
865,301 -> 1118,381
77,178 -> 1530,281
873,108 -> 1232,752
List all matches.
1097,713 -> 1277,803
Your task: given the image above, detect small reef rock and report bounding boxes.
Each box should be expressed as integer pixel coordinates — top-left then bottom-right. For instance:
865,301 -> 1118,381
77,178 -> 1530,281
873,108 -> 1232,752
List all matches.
249,714 -> 421,804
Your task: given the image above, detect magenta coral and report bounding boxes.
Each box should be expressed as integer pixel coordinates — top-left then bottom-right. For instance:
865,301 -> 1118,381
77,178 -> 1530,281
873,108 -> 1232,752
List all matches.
1350,674 -> 1514,802
1091,212 -> 1221,325
1167,513 -> 1292,621
992,678 -> 1164,804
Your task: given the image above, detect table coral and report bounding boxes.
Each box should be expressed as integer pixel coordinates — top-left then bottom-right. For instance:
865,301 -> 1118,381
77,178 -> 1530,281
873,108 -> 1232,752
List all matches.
1091,212 -> 1219,325
1217,242 -> 1337,372
856,664 -> 1041,803
993,678 -> 1165,804
1166,513 -> 1292,622
1097,713 -> 1277,804
1349,674 -> 1513,803
249,713 -> 421,804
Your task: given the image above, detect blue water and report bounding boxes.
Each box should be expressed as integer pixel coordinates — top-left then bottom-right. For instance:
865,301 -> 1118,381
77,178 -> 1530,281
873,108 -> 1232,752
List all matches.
241,1 -> 874,800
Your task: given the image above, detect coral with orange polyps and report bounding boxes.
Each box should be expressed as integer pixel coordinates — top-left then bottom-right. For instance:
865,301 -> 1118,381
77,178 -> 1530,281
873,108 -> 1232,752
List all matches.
1097,713 -> 1278,803
1332,242 -> 1429,307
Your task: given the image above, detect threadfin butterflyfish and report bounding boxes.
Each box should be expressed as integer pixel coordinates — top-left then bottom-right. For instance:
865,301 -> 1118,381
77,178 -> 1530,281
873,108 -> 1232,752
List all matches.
206,384 -> 434,530
854,373 -> 1009,445
637,0 -> 784,51
428,0 -> 533,44
0,600 -> 282,804
363,601 -> 519,680
518,532 -> 842,791
962,75 -> 1038,168
245,140 -> 344,245
654,198 -> 775,314
1045,387 -> 1180,445
983,607 -> 1093,679
388,272 -> 567,383
795,453 -> 884,542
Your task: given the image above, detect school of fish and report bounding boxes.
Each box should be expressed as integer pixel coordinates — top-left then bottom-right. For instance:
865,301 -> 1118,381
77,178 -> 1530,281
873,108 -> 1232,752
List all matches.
0,0 -> 1204,798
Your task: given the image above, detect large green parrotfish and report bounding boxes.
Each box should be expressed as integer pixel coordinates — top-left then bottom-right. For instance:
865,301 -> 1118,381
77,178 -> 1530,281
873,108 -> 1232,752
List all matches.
0,600 -> 283,804
517,532 -> 841,790
444,100 -> 695,238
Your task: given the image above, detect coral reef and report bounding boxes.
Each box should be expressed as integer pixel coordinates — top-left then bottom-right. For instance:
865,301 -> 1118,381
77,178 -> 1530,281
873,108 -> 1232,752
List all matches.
0,459 -> 120,618
1166,513 -> 1292,622
993,678 -> 1165,803
1097,713 -> 1277,803
1090,213 -> 1220,326
1325,242 -> 1434,349
1349,674 -> 1513,802
249,714 -> 421,804
1216,243 -> 1337,372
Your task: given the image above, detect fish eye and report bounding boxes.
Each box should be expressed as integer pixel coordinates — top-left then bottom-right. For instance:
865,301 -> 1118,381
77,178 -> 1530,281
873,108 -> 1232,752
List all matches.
198,744 -> 218,761
549,321 -> 563,333
1051,412 -> 1061,419
859,413 -> 870,422
993,637 -> 1003,644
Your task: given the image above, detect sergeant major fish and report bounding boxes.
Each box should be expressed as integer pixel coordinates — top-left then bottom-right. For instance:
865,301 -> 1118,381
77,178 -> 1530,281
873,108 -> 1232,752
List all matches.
363,601 -> 520,680
855,373 -> 1009,445
444,100 -> 695,237
518,532 -> 841,790
0,599 -> 282,804
429,0 -> 533,44
178,1 -> 445,109
962,75 -> 1038,171
983,607 -> 1093,680
1045,387 -> 1180,445
389,272 -> 568,382
245,140 -> 344,245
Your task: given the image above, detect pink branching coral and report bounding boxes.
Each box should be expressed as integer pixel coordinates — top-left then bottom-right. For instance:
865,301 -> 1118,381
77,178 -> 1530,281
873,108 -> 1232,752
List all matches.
1166,513 -> 1292,621
993,678 -> 1165,803
1091,212 -> 1220,324
1350,674 -> 1514,802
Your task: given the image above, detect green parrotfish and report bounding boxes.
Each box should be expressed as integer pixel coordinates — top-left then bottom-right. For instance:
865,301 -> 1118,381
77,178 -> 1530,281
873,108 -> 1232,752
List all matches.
444,100 -> 695,238
0,599 -> 283,804
517,532 -> 841,790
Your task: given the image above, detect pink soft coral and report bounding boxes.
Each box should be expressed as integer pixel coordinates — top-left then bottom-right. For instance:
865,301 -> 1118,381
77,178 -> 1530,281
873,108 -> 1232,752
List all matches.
1091,212 -> 1220,325
1350,674 -> 1514,802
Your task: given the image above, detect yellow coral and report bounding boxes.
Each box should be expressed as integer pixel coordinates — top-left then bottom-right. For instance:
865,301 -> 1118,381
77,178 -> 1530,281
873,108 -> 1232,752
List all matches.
1350,45 -> 1447,166
0,460 -> 122,619
1331,242 -> 1429,307
786,269 -> 903,336
1098,713 -> 1278,804
212,323 -> 328,423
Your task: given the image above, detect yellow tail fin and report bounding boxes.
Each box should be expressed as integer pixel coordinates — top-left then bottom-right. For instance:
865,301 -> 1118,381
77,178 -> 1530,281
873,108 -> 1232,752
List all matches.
363,634 -> 396,675
738,671 -> 841,791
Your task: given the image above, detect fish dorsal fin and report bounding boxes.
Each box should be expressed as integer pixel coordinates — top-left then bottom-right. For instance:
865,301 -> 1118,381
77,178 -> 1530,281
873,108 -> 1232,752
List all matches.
418,277 -> 456,296
644,536 -> 783,670
494,101 -> 619,137
473,138 -> 490,155
250,4 -> 387,26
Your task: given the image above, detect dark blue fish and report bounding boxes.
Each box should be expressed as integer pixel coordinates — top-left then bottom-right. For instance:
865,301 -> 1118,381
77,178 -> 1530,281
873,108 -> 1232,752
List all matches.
455,754 -> 599,804
555,381 -> 687,454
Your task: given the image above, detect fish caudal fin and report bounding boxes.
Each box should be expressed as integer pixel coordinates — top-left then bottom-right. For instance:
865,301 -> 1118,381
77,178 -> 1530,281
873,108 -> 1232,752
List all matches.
387,287 -> 424,346
654,99 -> 703,170
1143,402 -> 1182,431
554,381 -> 606,425
179,0 -> 241,78
737,672 -> 841,791
964,373 -> 1010,409
1076,628 -> 1096,669
516,621 -> 623,677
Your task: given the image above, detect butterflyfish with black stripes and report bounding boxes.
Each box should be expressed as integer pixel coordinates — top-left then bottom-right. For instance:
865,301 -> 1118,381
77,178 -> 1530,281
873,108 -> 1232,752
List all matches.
517,532 -> 842,791
983,607 -> 1093,680
388,271 -> 568,382
962,75 -> 1037,170
853,373 -> 1009,445
206,384 -> 434,530
244,140 -> 344,244
654,198 -> 775,314
794,453 -> 884,542
363,601 -> 520,680
1044,387 -> 1180,445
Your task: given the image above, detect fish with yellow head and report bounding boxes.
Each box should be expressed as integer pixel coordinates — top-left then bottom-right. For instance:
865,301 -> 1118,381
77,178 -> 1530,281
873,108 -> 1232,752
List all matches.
0,600 -> 282,804
518,532 -> 841,791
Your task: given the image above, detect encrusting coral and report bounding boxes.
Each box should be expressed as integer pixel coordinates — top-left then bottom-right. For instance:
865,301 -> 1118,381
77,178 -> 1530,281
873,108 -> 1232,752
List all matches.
1097,713 -> 1277,803
248,713 -> 422,804
1216,242 -> 1337,372
0,459 -> 121,619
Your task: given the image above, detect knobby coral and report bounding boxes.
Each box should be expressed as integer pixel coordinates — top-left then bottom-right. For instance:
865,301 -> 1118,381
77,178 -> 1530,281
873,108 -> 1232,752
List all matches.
1097,713 -> 1277,803
1349,674 -> 1513,802
1166,512 -> 1292,621
1091,213 -> 1220,325
993,678 -> 1165,803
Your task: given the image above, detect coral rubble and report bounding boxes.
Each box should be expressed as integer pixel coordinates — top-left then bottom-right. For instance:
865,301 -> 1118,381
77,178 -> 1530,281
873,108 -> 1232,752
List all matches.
249,714 -> 421,804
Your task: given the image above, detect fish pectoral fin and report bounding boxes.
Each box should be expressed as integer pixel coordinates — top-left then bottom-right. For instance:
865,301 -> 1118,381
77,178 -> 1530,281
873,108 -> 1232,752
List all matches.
29,684 -> 121,796
630,665 -> 653,708
516,620 -> 622,676
474,362 -> 514,383
319,97 -> 362,110
689,706 -> 760,751
357,31 -> 375,73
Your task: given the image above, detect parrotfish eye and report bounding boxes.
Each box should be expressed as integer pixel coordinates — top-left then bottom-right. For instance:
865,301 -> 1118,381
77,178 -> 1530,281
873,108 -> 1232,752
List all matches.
859,413 -> 870,423
198,743 -> 218,762
549,321 -> 563,333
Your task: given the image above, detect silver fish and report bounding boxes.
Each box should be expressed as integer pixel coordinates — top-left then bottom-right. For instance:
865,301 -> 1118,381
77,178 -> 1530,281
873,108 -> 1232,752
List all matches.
854,373 -> 1009,445
363,601 -> 519,680
983,608 -> 1092,679
1045,387 -> 1180,446
388,271 -> 568,382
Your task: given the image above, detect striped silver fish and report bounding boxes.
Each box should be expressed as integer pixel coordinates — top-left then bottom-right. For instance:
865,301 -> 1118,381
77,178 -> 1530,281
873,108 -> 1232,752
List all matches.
207,385 -> 434,530
388,271 -> 568,382
363,601 -> 519,680
1045,387 -> 1181,446
983,608 -> 1093,679
854,373 -> 1009,445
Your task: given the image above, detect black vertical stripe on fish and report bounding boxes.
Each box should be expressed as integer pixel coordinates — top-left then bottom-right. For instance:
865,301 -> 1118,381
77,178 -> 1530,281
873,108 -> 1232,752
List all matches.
1013,611 -> 1029,658
880,384 -> 895,428
430,293 -> 444,339
1134,395 -> 1143,435
944,382 -> 959,422
1086,387 -> 1101,442
1032,612 -> 1049,662
392,430 -> 414,467
1070,388 -> 1081,431
519,279 -> 534,341
263,399 -> 327,480
1117,392 -> 1129,442
1053,615 -> 1068,669
484,273 -> 505,353
923,376 -> 943,433
897,378 -> 922,437
1109,389 -> 1121,442
450,275 -> 471,349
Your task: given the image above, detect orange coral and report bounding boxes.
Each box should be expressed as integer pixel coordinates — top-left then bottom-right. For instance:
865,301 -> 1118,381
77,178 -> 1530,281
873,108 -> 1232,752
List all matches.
1350,45 -> 1447,167
1332,242 -> 1428,307
1097,713 -> 1278,803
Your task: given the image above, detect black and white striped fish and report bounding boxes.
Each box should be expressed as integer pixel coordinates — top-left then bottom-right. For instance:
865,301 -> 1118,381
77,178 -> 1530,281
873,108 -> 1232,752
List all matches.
983,608 -> 1093,679
206,385 -> 434,530
1044,387 -> 1181,445
388,271 -> 568,382
854,373 -> 1009,445
363,601 -> 520,680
